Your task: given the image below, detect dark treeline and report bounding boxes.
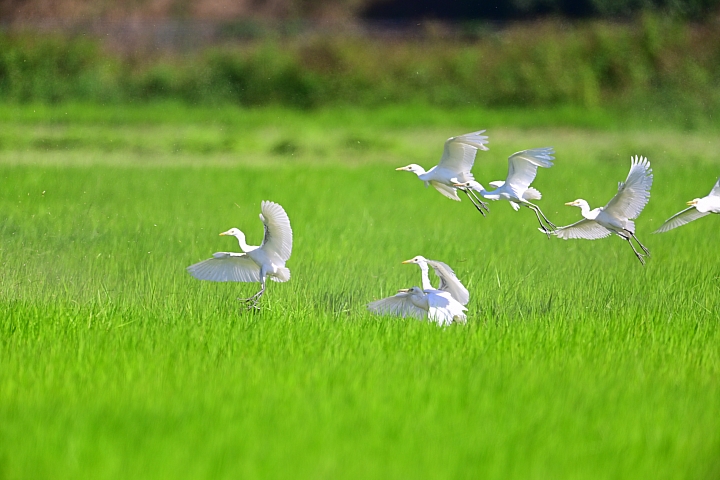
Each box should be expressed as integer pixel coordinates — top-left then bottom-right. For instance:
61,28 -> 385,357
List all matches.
1,0 -> 718,22
363,0 -> 720,20
1,15 -> 719,127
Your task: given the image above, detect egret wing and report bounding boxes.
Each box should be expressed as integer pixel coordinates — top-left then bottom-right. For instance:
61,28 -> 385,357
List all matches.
426,259 -> 470,306
367,292 -> 426,320
429,181 -> 461,201
426,290 -> 467,326
187,252 -> 261,282
654,206 -> 709,233
505,147 -> 554,193
259,200 -> 293,262
604,156 -> 653,220
437,130 -> 489,176
709,178 -> 720,197
554,219 -> 612,240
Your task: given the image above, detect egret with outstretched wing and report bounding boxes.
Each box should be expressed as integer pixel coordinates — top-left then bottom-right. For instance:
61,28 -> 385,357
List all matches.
454,147 -> 556,234
551,156 -> 653,265
655,178 -> 720,233
368,286 -> 467,326
396,130 -> 490,215
187,200 -> 293,308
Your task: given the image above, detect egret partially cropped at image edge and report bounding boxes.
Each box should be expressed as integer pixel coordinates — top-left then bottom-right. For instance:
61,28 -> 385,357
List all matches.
187,200 -> 293,309
654,178 -> 720,233
550,155 -> 653,265
368,286 -> 467,326
395,130 -> 491,215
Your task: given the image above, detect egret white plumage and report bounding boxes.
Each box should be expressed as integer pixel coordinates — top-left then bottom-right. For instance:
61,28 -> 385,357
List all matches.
453,147 -> 556,235
395,130 -> 490,215
367,286 -> 467,326
187,200 -> 293,308
550,156 -> 653,265
402,255 -> 469,306
654,178 -> 720,233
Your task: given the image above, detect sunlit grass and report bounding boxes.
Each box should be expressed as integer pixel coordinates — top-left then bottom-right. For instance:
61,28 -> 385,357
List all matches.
1,109 -> 719,479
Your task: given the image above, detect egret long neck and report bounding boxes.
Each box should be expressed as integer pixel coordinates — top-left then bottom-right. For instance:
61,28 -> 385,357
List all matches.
472,184 -> 496,200
233,233 -> 253,252
418,261 -> 434,290
578,201 -> 593,219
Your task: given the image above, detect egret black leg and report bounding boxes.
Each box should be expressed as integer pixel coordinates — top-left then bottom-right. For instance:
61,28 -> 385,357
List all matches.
239,282 -> 266,309
468,189 -> 490,213
526,201 -> 557,229
631,233 -> 651,257
527,205 -> 552,239
626,238 -> 647,265
462,189 -> 488,217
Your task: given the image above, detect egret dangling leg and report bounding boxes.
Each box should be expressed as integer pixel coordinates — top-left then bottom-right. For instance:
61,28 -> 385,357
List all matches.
523,201 -> 556,239
625,237 -> 647,265
461,188 -> 489,216
630,233 -> 651,257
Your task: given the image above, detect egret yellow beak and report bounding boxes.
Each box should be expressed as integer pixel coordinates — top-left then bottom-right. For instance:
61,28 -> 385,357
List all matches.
397,288 -> 410,293
687,200 -> 698,206
395,167 -> 405,171
219,231 -> 229,236
401,259 -> 412,264
564,201 -> 575,206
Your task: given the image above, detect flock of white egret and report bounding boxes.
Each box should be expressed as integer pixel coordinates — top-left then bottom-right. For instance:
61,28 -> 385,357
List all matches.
187,130 -> 720,322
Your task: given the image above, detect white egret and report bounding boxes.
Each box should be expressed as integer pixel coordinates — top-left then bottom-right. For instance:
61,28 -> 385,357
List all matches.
367,286 -> 467,326
402,255 -> 469,306
453,147 -> 556,235
395,130 -> 491,215
654,178 -> 720,233
550,156 -> 653,265
187,200 -> 293,308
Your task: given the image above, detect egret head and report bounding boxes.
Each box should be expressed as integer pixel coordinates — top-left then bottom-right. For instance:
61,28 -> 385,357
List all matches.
395,164 -> 425,175
219,228 -> 244,238
453,180 -> 482,191
687,198 -> 700,206
402,255 -> 427,265
565,199 -> 588,208
398,286 -> 424,295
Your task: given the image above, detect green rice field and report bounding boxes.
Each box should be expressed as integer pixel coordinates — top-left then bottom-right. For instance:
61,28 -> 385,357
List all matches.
1,104 -> 719,479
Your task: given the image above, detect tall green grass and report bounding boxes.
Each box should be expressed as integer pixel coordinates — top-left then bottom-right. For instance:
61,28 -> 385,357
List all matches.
1,117 -> 719,479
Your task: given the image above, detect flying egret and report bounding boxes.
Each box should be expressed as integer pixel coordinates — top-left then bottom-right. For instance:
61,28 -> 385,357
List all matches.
654,178 -> 720,233
550,156 -> 653,265
186,200 -> 293,308
453,147 -> 556,235
367,286 -> 467,326
395,130 -> 490,215
402,255 -> 469,306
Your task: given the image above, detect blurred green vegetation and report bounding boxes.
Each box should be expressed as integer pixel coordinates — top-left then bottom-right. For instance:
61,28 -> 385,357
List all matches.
1,15 -> 720,127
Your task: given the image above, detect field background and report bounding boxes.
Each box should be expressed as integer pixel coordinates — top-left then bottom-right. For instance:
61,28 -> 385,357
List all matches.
2,1 -> 720,478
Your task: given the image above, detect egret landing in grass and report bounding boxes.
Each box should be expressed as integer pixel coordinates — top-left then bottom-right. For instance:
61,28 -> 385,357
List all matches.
367,286 -> 467,326
395,130 -> 491,215
402,255 -> 469,306
187,200 -> 293,309
453,147 -> 556,236
654,178 -> 720,233
550,156 -> 653,265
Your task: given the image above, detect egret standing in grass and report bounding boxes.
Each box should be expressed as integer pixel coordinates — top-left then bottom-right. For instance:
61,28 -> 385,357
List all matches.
402,255 -> 469,306
395,130 -> 490,215
368,286 -> 467,326
187,200 -> 293,308
654,178 -> 720,233
453,147 -> 556,235
550,156 -> 653,265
